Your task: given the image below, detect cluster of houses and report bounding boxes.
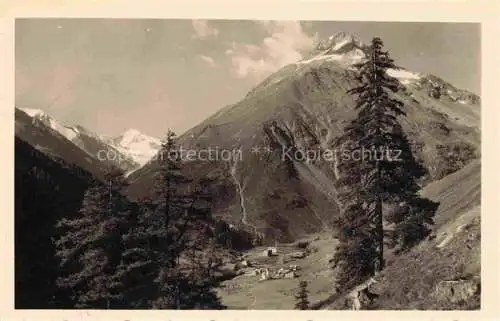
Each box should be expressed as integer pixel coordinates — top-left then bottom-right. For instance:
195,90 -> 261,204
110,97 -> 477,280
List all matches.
248,264 -> 300,281
232,242 -> 310,281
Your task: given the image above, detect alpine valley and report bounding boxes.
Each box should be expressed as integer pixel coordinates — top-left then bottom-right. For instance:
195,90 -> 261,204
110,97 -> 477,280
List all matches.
15,32 -> 481,310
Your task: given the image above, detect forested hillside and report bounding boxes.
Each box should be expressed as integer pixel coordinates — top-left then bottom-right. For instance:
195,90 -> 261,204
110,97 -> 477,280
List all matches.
15,136 -> 97,308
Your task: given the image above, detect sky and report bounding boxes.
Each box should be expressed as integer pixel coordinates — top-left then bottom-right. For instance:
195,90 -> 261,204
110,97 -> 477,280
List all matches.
15,19 -> 480,138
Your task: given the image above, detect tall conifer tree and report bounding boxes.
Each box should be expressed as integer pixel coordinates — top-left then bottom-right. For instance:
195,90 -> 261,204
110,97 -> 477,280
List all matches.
294,281 -> 310,310
54,167 -> 131,308
119,130 -> 224,309
332,37 -> 438,290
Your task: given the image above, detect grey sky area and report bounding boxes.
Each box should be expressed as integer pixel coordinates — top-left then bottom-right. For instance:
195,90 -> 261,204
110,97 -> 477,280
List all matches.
15,19 -> 480,138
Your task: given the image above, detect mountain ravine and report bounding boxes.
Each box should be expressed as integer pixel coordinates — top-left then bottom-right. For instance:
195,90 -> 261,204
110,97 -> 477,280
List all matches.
127,34 -> 480,243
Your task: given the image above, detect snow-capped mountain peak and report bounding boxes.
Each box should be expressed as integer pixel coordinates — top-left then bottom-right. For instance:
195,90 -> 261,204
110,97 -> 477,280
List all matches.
21,108 -> 47,118
107,129 -> 161,167
18,107 -> 161,171
295,33 -> 426,87
17,107 -> 142,173
319,31 -> 366,53
298,32 -> 367,67
20,107 -> 79,141
119,128 -> 145,146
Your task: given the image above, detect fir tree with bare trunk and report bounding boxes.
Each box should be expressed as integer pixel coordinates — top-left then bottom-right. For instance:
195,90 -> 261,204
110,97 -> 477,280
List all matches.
332,37 -> 439,291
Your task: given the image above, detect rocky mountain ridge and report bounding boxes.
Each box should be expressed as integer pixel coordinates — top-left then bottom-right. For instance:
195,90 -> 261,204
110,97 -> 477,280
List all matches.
16,108 -> 161,174
127,33 -> 480,243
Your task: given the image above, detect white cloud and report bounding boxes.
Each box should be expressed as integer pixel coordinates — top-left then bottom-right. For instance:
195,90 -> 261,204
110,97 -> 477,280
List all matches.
191,20 -> 219,39
198,55 -> 217,67
226,21 -> 318,81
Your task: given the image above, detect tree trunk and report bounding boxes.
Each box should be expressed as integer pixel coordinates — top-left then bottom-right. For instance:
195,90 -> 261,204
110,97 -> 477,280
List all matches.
375,160 -> 384,272
176,255 -> 180,309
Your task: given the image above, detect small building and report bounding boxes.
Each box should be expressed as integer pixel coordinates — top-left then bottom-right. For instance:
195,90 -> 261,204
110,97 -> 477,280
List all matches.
259,268 -> 271,281
262,247 -> 278,257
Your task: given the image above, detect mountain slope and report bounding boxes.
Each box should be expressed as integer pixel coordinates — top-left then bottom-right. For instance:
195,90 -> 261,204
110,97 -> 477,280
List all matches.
212,160 -> 480,310
17,108 -> 139,173
127,33 -> 480,242
321,159 -> 481,310
21,108 -> 82,142
15,108 -> 109,180
15,136 -> 98,308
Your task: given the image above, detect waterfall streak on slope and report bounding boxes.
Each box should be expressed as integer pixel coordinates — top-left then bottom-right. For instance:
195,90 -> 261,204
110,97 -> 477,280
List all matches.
229,158 -> 258,235
333,154 -> 339,180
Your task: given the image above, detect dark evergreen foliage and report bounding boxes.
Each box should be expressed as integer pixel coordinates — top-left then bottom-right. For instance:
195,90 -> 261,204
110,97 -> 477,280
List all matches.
213,219 -> 255,251
116,130 -> 225,309
15,137 -> 101,308
294,280 -> 310,310
54,167 -> 132,308
17,128 -> 229,309
332,37 -> 439,289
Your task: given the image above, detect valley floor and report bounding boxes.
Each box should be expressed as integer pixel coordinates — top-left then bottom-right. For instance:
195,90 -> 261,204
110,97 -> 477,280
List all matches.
216,160 -> 481,310
216,234 -> 338,309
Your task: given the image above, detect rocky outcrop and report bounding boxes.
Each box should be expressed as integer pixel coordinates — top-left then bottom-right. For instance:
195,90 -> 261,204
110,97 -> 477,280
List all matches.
344,277 -> 379,310
433,279 -> 480,304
